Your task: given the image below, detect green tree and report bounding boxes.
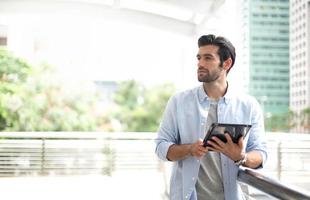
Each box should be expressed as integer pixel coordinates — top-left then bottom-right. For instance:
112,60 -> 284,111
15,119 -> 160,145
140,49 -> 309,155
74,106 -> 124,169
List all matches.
0,48 -> 107,131
264,108 -> 310,133
301,107 -> 310,131
143,83 -> 175,131
0,48 -> 32,130
265,110 -> 296,132
113,80 -> 175,132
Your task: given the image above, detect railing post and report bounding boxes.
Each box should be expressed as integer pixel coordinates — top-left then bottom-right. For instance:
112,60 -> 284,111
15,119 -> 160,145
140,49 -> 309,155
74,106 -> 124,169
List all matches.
277,141 -> 282,180
41,138 -> 46,175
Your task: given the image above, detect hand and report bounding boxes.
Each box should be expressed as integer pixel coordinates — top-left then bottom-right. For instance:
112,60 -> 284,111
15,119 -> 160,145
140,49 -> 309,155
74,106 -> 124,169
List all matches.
206,133 -> 244,161
190,139 -> 208,158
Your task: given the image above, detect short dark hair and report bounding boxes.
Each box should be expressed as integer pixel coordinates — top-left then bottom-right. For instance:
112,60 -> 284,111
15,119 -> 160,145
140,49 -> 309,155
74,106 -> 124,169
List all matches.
198,34 -> 236,73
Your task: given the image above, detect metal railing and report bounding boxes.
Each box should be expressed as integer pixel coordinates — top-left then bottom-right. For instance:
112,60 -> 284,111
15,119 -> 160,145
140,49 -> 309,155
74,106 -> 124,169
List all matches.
263,133 -> 310,190
0,132 -> 158,176
238,168 -> 310,200
0,132 -> 309,199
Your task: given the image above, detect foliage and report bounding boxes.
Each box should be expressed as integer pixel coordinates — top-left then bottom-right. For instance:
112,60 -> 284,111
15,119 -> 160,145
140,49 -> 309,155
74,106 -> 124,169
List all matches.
0,48 -> 174,132
265,108 -> 310,132
264,110 -> 296,132
301,107 -> 310,130
0,48 -> 32,130
5,47 -> 308,133
113,80 -> 175,132
0,48 -> 106,131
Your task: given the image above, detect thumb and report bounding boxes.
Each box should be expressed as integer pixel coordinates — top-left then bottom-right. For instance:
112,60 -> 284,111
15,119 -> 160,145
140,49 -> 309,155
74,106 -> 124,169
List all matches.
238,136 -> 243,147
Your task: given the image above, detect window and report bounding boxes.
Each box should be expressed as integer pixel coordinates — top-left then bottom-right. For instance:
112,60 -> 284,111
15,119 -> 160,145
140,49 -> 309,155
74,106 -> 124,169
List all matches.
0,37 -> 6,46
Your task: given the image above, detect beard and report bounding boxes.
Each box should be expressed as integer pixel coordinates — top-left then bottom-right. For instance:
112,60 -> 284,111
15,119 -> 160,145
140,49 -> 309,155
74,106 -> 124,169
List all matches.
197,67 -> 223,83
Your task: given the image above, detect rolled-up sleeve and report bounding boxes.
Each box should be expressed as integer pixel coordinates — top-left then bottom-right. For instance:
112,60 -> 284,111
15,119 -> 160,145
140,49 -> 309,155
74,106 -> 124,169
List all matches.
155,95 -> 180,161
246,98 -> 268,168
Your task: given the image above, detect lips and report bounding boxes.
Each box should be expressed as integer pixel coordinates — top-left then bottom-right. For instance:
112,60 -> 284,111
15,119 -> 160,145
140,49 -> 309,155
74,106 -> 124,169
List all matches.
198,69 -> 208,74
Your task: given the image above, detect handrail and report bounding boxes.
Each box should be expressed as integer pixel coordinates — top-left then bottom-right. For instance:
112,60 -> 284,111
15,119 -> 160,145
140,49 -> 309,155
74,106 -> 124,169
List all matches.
238,168 -> 310,200
0,132 -> 159,177
0,132 -> 156,140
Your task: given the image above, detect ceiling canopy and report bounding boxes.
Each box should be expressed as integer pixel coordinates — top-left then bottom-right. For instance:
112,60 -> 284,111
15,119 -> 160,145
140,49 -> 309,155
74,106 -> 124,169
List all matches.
0,0 -> 225,36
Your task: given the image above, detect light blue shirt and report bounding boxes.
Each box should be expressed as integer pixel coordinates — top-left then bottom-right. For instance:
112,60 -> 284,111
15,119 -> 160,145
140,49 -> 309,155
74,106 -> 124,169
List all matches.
155,85 -> 267,200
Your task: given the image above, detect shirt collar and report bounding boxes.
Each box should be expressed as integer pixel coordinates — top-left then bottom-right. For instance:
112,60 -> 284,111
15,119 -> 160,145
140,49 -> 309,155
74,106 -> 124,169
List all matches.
198,83 -> 233,104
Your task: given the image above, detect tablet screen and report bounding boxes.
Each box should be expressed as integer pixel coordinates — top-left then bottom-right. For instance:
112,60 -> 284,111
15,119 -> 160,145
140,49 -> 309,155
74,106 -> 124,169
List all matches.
203,123 -> 251,147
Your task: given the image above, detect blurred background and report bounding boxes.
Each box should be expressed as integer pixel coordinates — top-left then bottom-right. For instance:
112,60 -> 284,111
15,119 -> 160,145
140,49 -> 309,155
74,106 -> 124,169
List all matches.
0,0 -> 309,199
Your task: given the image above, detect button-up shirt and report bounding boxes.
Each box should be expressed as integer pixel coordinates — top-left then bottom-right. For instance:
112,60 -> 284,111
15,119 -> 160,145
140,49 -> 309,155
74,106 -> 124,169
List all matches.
155,85 -> 267,200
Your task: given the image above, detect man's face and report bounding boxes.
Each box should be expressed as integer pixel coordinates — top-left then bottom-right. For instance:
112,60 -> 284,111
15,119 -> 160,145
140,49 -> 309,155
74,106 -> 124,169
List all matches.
196,45 -> 224,83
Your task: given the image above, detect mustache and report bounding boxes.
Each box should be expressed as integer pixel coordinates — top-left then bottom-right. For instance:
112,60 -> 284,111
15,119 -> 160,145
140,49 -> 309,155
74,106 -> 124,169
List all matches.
197,69 -> 209,73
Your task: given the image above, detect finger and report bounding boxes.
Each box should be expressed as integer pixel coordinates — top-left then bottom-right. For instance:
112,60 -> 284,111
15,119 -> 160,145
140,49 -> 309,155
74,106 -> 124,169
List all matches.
197,139 -> 204,146
207,140 -> 221,150
238,137 -> 244,147
197,149 -> 207,157
211,136 -> 225,146
207,146 -> 220,152
225,133 -> 233,143
198,146 -> 208,153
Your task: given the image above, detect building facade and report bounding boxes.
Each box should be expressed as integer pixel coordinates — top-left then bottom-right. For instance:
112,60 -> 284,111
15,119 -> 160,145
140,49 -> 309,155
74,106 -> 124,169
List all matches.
290,0 -> 310,132
243,0 -> 290,116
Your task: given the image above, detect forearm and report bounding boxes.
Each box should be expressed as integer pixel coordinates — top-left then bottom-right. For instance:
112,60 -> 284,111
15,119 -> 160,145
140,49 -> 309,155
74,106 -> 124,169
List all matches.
167,144 -> 192,161
243,151 -> 263,168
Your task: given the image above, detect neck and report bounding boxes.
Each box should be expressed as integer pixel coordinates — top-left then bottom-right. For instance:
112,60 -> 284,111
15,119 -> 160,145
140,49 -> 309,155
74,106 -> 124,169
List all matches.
203,81 -> 228,100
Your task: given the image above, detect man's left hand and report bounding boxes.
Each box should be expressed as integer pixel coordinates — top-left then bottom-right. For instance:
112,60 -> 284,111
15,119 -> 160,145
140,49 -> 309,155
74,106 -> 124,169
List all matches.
206,133 -> 245,162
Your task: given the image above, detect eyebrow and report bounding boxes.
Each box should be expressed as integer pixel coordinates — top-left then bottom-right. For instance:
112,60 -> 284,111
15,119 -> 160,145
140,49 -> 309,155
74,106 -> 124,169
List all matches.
196,53 -> 214,58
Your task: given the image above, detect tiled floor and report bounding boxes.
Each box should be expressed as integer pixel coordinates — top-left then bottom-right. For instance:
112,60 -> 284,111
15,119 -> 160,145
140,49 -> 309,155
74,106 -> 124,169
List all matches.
0,170 -> 167,200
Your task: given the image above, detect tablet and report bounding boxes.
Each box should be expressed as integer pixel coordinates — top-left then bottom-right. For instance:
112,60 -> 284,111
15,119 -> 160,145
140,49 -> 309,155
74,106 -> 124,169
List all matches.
203,123 -> 252,147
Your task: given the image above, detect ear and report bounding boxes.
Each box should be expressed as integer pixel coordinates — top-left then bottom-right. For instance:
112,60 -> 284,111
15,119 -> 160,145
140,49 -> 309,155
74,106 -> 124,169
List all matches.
223,58 -> 232,71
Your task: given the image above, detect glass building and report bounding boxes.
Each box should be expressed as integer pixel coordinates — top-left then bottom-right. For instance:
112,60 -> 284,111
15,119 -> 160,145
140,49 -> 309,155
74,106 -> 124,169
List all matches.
243,0 -> 290,115
290,0 -> 310,133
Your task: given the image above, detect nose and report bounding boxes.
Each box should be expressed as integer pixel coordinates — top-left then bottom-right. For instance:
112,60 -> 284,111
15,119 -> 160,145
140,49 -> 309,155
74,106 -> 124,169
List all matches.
197,59 -> 203,68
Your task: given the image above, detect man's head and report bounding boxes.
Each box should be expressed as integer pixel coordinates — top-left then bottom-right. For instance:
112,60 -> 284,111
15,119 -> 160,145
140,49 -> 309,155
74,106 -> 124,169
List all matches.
198,34 -> 236,73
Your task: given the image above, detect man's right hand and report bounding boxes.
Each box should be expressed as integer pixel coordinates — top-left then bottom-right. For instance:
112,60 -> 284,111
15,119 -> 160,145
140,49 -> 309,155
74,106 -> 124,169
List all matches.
167,139 -> 208,161
190,139 -> 209,158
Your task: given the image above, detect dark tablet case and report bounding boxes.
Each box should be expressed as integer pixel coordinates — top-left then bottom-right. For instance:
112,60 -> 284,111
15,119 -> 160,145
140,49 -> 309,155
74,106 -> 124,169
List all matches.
203,123 -> 252,147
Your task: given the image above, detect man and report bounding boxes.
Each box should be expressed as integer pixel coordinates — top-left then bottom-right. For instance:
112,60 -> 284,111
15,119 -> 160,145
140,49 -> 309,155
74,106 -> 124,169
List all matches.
155,34 -> 267,200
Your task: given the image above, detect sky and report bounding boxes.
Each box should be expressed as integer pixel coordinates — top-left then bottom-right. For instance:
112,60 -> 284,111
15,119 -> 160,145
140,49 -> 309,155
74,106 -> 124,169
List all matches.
0,0 -> 246,91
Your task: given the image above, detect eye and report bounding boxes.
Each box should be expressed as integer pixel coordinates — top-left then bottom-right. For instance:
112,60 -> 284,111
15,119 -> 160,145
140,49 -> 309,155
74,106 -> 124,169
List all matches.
204,56 -> 213,60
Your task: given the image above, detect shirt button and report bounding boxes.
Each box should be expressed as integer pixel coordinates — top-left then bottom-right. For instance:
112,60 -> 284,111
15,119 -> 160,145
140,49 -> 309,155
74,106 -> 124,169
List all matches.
201,122 -> 204,126
185,195 -> 188,199
197,159 -> 200,163
192,177 -> 195,181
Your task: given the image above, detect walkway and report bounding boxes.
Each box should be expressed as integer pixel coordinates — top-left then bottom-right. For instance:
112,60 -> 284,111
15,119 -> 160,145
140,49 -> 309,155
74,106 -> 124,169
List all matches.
0,170 -> 166,200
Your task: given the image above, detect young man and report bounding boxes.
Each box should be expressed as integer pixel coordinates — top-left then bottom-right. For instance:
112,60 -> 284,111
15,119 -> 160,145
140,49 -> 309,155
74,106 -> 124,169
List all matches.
155,34 -> 267,200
